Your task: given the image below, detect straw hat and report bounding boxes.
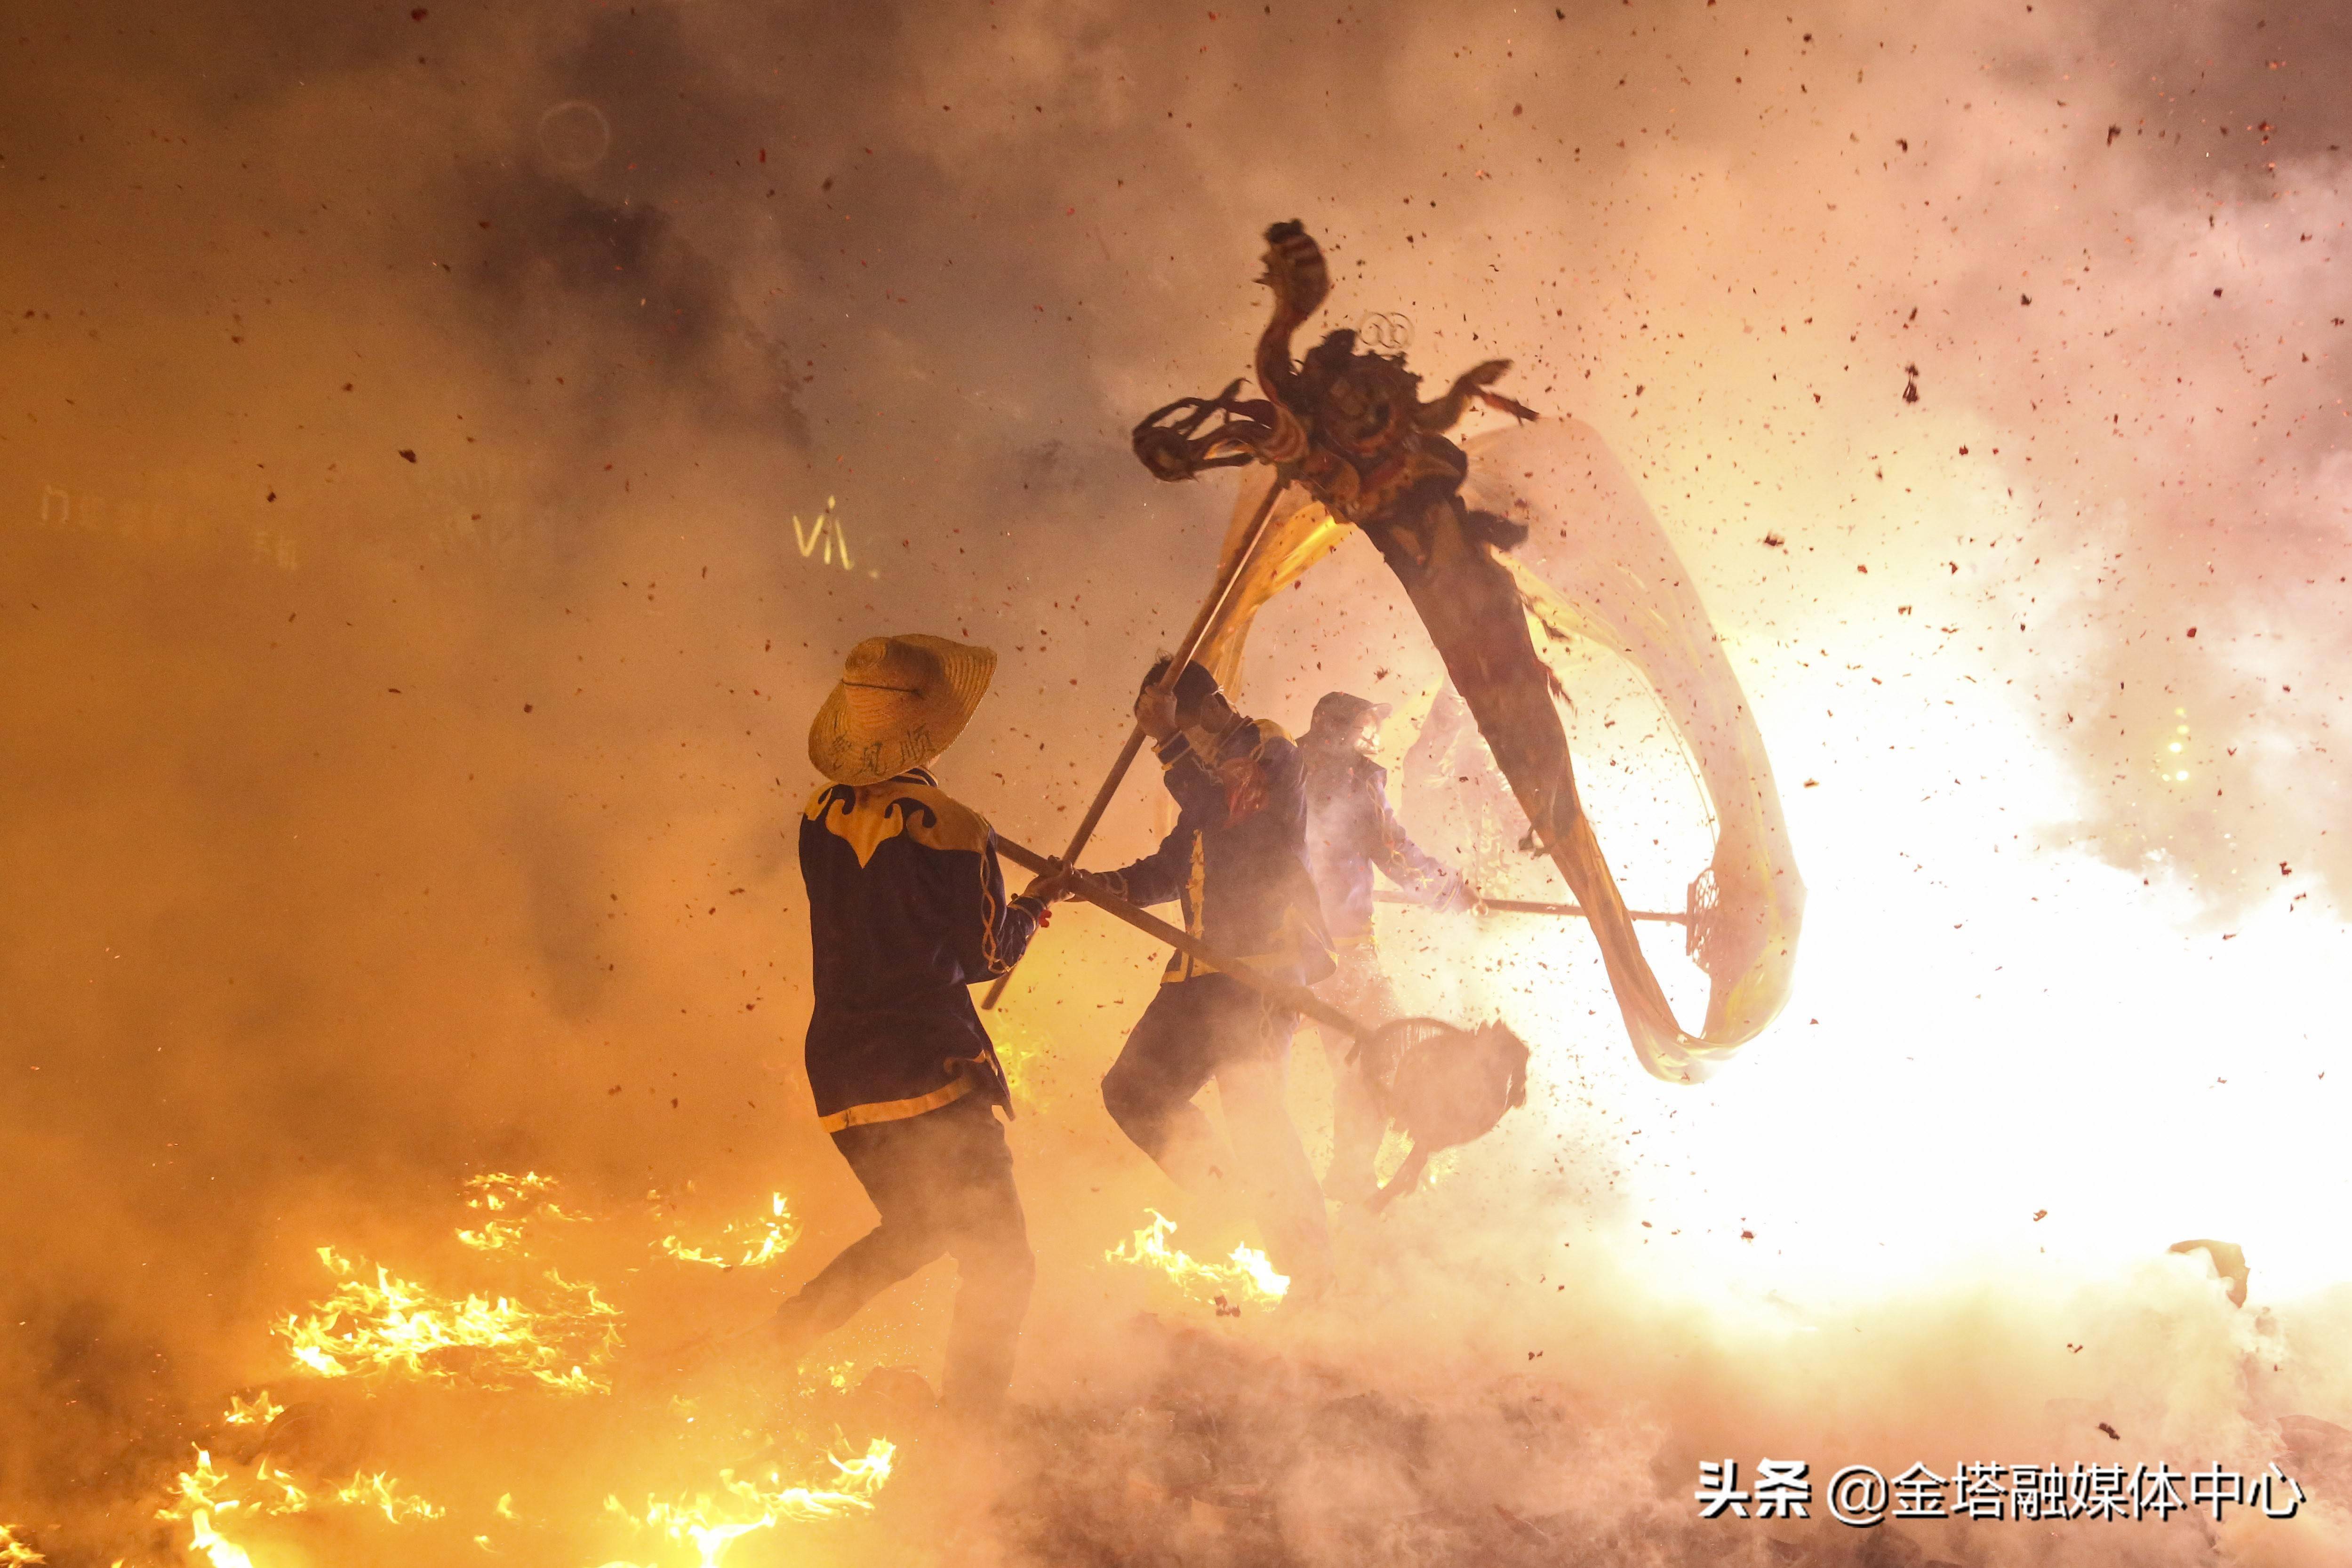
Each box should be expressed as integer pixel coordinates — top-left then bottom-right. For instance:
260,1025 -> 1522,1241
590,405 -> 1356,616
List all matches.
808,633 -> 998,786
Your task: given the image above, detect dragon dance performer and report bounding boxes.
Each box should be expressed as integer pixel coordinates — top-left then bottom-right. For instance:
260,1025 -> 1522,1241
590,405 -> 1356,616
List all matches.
771,633 -> 1063,1420
1085,658 -> 1338,1299
1297,691 -> 1478,1204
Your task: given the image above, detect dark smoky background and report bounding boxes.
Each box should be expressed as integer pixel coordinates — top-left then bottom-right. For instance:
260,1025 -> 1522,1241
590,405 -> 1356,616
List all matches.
3,0 -> 2347,1558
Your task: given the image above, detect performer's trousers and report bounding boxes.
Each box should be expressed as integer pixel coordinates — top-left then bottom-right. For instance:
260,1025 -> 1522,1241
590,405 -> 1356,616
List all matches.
1101,972 -> 1333,1291
770,1092 -> 1033,1416
1313,942 -> 1404,1201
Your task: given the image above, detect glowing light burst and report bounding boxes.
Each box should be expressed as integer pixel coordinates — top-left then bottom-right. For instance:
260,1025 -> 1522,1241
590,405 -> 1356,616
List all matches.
278,1245 -> 621,1393
0,1524 -> 44,1567
1106,1210 -> 1290,1306
2156,708 -> 2197,784
608,1439 -> 896,1568
657,1193 -> 800,1271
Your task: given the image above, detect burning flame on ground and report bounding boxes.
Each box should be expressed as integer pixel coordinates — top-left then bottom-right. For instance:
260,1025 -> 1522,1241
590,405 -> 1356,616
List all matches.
160,1448 -> 308,1522
160,1434 -> 442,1568
1106,1209 -> 1290,1307
107,1173 -> 886,1567
221,1391 -> 282,1428
277,1245 -> 621,1392
458,1171 -> 588,1253
332,1472 -> 447,1523
606,1439 -> 896,1568
186,1512 -> 253,1568
0,1525 -> 44,1566
657,1193 -> 799,1271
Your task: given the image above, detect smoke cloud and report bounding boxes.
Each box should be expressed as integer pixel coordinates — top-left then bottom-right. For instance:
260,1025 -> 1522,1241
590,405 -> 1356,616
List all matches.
3,1 -> 2347,1563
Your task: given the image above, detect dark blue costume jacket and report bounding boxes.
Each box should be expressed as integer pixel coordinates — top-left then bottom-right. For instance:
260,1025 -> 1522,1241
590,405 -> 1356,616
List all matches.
799,768 -> 1042,1132
1101,718 -> 1334,986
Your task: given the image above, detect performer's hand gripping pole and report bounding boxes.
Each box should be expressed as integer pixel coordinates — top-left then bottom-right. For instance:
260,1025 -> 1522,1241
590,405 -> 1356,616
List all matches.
980,476 -> 1291,1010
993,834 -> 1363,1040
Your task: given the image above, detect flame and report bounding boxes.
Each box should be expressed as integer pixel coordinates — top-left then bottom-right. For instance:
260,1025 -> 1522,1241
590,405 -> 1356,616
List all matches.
466,1171 -> 558,1209
611,1439 -> 896,1568
278,1245 -> 622,1392
657,1193 -> 800,1272
160,1450 -> 250,1521
160,1448 -> 312,1522
186,1513 -> 253,1568
1105,1210 -> 1290,1306
456,1217 -> 526,1253
221,1391 -> 281,1428
459,1171 -> 587,1251
160,1442 -> 441,1566
331,1472 -> 444,1523
158,1449 -> 297,1568
0,1525 -> 44,1567
132,1173 -> 888,1566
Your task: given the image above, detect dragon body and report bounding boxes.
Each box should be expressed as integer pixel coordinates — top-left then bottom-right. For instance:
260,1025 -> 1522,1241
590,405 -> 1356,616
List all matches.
1130,222 -> 1803,1082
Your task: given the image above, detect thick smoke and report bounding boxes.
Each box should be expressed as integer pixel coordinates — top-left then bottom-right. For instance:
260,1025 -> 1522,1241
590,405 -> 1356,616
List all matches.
3,0 -> 2347,1563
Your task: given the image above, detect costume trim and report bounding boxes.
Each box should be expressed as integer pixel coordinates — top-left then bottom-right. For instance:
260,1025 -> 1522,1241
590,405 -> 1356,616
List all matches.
818,1074 -> 976,1133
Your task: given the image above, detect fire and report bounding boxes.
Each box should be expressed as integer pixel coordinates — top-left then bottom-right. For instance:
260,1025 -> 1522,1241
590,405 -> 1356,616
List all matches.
160,1441 -> 441,1562
608,1439 -> 896,1568
657,1193 -> 800,1271
186,1512 -> 254,1568
277,1244 -> 622,1392
159,1449 -> 287,1521
0,1525 -> 43,1566
221,1391 -> 281,1428
1106,1209 -> 1290,1306
332,1472 -> 446,1523
112,1172 -> 881,1566
458,1170 -> 586,1252
156,1449 -> 300,1520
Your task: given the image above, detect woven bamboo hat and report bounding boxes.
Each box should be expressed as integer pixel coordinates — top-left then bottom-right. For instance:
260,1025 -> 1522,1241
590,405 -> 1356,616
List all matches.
808,634 -> 998,786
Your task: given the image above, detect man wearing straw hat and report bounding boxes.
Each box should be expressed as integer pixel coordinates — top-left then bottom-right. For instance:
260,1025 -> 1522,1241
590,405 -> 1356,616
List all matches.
1297,690 -> 1478,1205
768,632 -> 1063,1419
1087,656 -> 1338,1300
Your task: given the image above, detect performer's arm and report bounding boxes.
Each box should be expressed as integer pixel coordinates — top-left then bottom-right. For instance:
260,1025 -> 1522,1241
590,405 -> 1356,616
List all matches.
936,836 -> 1047,979
1096,821 -> 1193,909
1370,788 -> 1475,908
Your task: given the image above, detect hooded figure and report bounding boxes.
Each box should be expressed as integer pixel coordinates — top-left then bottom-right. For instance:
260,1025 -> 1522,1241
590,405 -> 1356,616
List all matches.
1298,690 -> 1477,1203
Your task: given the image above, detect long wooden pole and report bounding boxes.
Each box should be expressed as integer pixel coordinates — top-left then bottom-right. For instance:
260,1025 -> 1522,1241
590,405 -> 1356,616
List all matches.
979,474 -> 1292,1009
1370,890 -> 1688,924
993,833 -> 1364,1040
